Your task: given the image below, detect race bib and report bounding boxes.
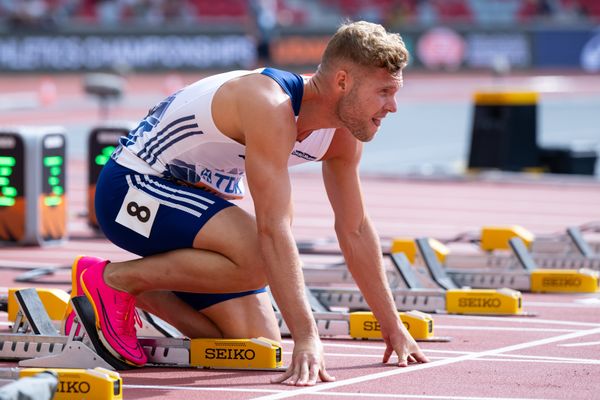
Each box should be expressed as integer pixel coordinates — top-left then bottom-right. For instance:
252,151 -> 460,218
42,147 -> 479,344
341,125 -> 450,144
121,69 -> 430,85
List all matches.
115,187 -> 159,238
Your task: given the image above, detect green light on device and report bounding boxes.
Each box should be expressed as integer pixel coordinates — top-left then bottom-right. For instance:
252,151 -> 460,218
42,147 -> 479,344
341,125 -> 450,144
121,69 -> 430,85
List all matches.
44,196 -> 62,206
0,197 -> 15,207
95,146 -> 115,166
0,167 -> 12,176
43,156 -> 63,167
0,156 -> 15,167
2,187 -> 17,197
0,177 -> 8,186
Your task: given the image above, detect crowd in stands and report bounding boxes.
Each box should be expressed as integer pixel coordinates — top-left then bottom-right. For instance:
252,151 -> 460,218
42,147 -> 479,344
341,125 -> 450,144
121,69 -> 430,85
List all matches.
0,0 -> 597,30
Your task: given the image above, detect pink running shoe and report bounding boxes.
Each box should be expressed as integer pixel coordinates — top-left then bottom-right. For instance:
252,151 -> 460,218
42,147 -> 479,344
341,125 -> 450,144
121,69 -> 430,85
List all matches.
80,261 -> 147,366
61,256 -> 106,336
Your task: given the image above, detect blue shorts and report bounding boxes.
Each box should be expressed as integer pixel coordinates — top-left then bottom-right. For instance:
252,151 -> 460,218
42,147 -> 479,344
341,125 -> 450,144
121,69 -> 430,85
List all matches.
95,158 -> 266,310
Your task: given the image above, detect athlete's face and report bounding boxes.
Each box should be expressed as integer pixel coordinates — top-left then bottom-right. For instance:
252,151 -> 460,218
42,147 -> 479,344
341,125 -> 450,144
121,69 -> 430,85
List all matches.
336,68 -> 401,142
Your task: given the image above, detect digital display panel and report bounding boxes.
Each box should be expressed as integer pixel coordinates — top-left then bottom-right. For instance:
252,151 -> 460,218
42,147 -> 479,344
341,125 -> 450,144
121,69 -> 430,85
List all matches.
0,133 -> 25,242
40,134 -> 66,240
88,128 -> 124,229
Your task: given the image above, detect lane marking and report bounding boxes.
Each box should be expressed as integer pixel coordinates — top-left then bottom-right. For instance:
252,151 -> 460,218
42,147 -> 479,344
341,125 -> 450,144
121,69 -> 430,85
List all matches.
493,353 -> 600,363
253,326 -> 600,399
525,301 -> 600,308
287,352 -> 600,365
574,298 -> 600,305
443,315 -> 600,328
125,385 -> 279,394
558,341 -> 600,347
124,385 -> 556,400
436,326 -> 574,333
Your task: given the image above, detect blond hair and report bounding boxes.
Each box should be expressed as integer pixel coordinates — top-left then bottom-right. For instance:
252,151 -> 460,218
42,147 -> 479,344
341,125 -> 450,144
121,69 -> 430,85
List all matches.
321,21 -> 409,75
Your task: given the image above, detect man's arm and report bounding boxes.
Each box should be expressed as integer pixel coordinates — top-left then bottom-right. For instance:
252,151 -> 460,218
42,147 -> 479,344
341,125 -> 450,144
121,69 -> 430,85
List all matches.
322,128 -> 429,366
240,78 -> 334,385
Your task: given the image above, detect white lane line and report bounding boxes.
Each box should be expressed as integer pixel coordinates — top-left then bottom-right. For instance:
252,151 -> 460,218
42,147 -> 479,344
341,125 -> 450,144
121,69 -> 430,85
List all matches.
493,353 -> 600,363
125,385 -> 279,394
442,315 -> 600,328
525,301 -> 600,308
123,385 -> 555,400
575,298 -> 600,305
302,393 -> 558,399
317,344 -> 600,364
287,352 -> 600,365
436,325 -> 574,333
558,341 -> 600,347
252,326 -> 600,400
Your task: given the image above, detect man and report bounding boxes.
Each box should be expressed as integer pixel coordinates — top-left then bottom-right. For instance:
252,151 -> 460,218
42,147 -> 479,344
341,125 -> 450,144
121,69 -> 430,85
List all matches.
70,20 -> 429,386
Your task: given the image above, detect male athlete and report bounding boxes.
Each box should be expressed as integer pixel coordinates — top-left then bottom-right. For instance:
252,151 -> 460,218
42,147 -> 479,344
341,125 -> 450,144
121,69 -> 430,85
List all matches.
68,21 -> 429,385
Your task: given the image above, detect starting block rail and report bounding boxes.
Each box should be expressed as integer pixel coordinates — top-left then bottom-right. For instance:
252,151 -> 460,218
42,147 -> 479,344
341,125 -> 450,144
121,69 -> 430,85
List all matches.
303,252 -> 416,289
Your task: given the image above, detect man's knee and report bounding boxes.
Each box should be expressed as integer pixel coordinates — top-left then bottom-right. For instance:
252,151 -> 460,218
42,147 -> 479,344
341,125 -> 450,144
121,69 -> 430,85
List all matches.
238,259 -> 268,289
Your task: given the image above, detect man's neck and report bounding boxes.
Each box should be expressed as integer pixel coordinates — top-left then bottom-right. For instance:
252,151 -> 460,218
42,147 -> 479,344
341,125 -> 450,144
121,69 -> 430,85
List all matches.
296,73 -> 340,139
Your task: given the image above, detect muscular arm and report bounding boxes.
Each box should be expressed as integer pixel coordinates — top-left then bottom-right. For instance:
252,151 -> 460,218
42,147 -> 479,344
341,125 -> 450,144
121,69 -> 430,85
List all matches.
322,128 -> 428,366
239,77 -> 333,385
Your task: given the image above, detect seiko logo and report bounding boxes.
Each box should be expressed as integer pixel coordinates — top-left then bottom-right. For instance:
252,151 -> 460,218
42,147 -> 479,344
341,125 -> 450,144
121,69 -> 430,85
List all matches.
0,136 -> 16,149
205,348 -> 256,360
458,298 -> 501,308
542,277 -> 581,287
56,380 -> 91,394
362,320 -> 410,331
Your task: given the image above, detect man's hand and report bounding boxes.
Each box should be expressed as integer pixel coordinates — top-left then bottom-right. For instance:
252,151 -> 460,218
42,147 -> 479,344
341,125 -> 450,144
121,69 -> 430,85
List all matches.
271,337 -> 336,386
382,328 -> 430,367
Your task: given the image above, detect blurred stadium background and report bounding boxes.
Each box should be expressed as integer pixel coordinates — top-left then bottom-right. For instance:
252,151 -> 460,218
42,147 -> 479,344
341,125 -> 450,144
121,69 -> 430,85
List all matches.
0,0 -> 599,177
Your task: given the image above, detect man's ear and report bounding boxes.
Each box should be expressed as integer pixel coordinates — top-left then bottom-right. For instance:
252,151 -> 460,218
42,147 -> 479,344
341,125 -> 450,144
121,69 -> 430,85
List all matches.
335,70 -> 349,92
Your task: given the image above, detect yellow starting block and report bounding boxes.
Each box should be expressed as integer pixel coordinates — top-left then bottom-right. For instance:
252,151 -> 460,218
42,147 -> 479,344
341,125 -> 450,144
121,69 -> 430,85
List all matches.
7,288 -> 69,321
530,269 -> 599,293
15,367 -> 121,400
349,311 -> 433,340
190,337 -> 283,370
480,225 -> 535,251
391,238 -> 449,264
446,288 -> 522,315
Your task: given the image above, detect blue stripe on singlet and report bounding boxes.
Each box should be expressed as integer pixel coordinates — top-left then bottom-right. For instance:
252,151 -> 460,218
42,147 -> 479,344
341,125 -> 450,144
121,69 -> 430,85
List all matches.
261,68 -> 304,116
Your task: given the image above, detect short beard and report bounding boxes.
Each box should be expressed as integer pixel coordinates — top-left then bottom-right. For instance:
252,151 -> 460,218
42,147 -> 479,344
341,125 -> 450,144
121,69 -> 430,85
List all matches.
335,86 -> 372,142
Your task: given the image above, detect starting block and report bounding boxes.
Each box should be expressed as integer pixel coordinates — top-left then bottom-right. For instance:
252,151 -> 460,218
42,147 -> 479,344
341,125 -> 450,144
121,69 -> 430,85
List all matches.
393,236 -> 599,294
0,367 -> 122,400
272,289 -> 449,342
303,250 -> 525,316
1,289 -> 283,371
7,287 -> 69,322
530,269 -> 599,293
445,238 -> 599,294
190,338 -> 282,370
347,310 -> 436,340
441,226 -> 600,271
445,288 -> 521,314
